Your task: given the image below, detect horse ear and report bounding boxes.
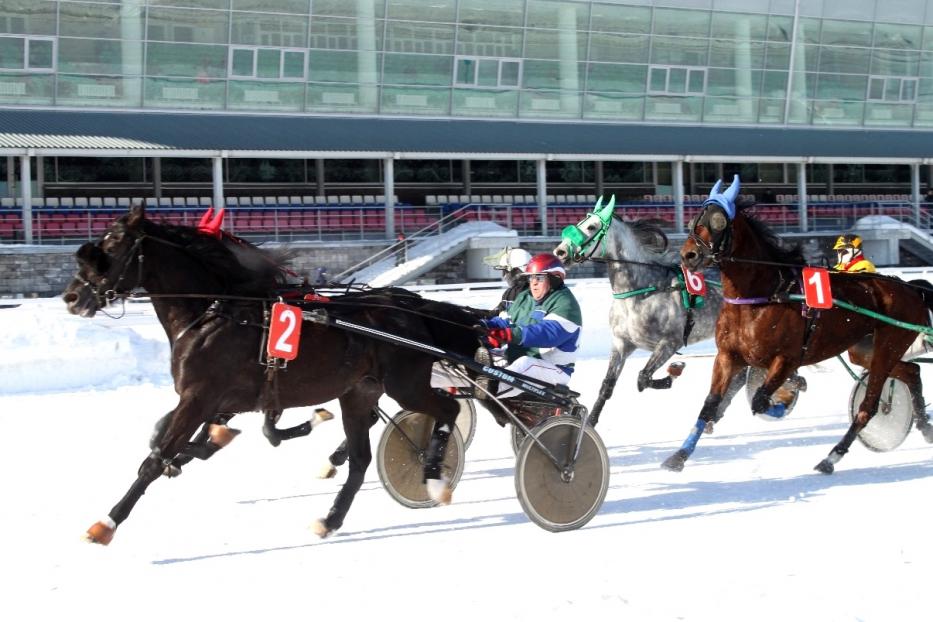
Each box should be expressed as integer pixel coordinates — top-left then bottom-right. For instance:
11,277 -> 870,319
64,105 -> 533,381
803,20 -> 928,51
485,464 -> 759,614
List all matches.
710,211 -> 728,232
709,179 -> 722,197
127,203 -> 145,230
723,174 -> 741,203
606,195 -> 616,212
593,196 -> 603,210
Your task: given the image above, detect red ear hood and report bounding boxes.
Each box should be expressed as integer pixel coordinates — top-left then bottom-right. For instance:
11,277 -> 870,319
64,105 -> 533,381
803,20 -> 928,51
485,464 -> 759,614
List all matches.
197,206 -> 225,238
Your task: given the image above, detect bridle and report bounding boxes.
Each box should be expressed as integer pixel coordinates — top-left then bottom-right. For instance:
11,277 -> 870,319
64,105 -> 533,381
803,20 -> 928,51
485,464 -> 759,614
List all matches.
686,202 -> 733,266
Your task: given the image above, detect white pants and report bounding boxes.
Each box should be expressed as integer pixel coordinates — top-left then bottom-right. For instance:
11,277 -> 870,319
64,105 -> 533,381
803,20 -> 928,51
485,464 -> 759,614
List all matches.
497,355 -> 571,398
903,333 -> 933,361
430,362 -> 471,388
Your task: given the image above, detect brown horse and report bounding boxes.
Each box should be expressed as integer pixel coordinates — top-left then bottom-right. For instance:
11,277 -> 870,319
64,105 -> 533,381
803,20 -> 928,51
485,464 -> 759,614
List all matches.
666,175 -> 933,474
62,205 -> 485,543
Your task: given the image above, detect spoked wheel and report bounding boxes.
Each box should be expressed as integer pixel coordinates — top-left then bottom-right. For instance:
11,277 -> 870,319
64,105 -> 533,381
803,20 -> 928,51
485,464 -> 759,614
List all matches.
376,410 -> 465,508
510,424 -> 526,456
514,416 -> 609,532
456,398 -> 477,450
848,371 -> 914,452
745,367 -> 805,421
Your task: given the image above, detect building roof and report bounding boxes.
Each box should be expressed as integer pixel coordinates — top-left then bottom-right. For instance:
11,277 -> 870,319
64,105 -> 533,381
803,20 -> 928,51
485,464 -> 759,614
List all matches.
1,108 -> 932,163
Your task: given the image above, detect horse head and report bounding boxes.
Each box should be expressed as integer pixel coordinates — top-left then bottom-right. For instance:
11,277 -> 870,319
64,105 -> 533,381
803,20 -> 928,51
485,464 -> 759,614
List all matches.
553,195 -> 616,263
681,174 -> 740,271
62,206 -> 148,316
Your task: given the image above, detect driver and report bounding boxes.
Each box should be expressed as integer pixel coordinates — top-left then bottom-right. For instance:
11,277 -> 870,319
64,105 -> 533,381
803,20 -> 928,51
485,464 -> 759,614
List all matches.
482,253 -> 582,398
832,234 -> 876,273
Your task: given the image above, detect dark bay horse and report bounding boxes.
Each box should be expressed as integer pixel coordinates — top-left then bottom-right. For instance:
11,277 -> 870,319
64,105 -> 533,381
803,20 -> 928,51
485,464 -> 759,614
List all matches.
668,175 -> 933,474
62,205 -> 485,543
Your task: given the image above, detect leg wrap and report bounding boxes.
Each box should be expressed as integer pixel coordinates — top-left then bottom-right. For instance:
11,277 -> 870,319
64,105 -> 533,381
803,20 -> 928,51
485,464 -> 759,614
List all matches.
423,425 -> 451,481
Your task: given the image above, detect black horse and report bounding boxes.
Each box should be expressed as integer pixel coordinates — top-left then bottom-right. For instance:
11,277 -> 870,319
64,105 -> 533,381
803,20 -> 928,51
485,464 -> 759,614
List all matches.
62,204 -> 486,543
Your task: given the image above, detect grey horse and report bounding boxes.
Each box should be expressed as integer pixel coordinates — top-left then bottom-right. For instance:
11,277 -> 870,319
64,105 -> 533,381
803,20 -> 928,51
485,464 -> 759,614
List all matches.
554,197 -> 803,427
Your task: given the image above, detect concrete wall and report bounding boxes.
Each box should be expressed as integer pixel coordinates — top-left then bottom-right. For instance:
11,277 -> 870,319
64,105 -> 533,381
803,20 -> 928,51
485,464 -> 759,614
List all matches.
0,238 -> 595,297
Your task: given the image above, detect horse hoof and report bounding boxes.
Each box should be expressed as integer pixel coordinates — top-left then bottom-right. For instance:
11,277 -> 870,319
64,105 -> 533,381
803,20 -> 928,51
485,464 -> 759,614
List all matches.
426,478 -> 452,505
704,421 -> 715,434
84,518 -> 116,545
814,459 -> 835,475
667,362 -> 686,377
163,463 -> 182,478
310,519 -> 333,538
318,463 -> 337,479
208,424 -> 241,448
661,450 -> 687,472
312,408 -> 334,427
919,423 -> 933,444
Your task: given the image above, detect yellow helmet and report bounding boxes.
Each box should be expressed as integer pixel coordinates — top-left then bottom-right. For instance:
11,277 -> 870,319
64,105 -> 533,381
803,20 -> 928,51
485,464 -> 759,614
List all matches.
833,234 -> 862,251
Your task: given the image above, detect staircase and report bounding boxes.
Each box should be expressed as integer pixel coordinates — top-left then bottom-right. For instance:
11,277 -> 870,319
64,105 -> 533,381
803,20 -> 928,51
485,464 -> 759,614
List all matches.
340,220 -> 518,287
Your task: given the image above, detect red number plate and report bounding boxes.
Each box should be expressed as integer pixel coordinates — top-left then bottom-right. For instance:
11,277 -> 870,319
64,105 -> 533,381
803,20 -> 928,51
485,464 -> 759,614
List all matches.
682,266 -> 707,296
802,267 -> 833,309
267,302 -> 302,360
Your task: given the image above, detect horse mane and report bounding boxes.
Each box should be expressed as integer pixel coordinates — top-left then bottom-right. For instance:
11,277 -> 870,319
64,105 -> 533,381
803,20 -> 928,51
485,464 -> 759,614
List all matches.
141,217 -> 293,295
736,201 -> 806,266
625,218 -> 670,255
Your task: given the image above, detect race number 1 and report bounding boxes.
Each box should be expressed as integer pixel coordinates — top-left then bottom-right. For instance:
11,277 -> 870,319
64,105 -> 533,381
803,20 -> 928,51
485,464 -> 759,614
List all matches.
267,302 -> 302,360
682,266 -> 707,296
802,267 -> 833,309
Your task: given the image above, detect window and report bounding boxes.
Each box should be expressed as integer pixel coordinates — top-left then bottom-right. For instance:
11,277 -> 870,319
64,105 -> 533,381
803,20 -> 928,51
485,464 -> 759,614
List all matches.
455,56 -> 521,88
0,36 -> 54,71
868,76 -> 918,102
647,65 -> 705,95
228,46 -> 306,80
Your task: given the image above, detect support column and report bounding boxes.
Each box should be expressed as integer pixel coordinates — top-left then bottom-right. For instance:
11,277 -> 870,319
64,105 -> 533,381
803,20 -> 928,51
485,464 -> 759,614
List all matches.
462,159 -> 471,196
35,156 -> 44,199
734,17 -> 754,120
557,5 -> 580,114
315,159 -> 325,196
594,160 -> 604,200
152,157 -> 162,199
673,160 -> 685,234
384,157 -> 395,238
797,162 -> 808,233
120,0 -> 144,105
537,159 -> 547,235
357,0 -> 379,110
212,156 -> 224,210
7,156 -> 15,197
911,162 -> 921,227
20,154 -> 32,243
826,163 -> 834,197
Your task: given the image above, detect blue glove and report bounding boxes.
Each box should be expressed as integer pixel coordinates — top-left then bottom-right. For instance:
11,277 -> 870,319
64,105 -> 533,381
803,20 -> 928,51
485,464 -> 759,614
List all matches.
482,316 -> 511,330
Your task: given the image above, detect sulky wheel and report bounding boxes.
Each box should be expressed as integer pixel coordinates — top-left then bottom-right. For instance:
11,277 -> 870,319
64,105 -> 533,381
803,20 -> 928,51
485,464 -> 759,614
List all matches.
456,398 -> 477,450
510,424 -> 526,456
848,371 -> 914,452
745,367 -> 805,421
376,410 -> 465,509
514,416 -> 609,532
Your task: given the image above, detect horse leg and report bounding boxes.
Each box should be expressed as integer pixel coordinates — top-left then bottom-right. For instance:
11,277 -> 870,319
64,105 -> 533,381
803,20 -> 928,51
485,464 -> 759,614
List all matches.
848,345 -> 933,444
320,409 -> 380,479
262,407 -> 334,448
636,339 -> 681,392
163,413 -> 237,477
662,350 -> 744,472
85,395 -> 212,545
588,345 -> 634,426
815,327 -> 918,474
310,380 -> 381,538
705,368 -> 749,434
749,356 -> 800,419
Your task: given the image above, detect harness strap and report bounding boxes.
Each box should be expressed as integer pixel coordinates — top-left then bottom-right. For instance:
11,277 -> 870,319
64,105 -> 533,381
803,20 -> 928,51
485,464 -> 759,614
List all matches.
612,286 -> 659,300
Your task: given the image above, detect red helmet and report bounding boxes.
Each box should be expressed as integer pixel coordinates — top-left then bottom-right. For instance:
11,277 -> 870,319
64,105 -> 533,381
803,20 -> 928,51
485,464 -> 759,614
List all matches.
523,253 -> 566,280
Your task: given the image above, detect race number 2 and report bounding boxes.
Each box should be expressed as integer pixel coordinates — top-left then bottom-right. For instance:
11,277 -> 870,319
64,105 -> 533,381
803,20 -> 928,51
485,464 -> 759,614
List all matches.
267,302 -> 302,360
682,266 -> 707,296
802,267 -> 833,309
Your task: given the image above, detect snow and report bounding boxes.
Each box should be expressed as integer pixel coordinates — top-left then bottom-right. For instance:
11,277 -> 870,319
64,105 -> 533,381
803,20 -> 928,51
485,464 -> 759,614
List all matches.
3,279 -> 933,622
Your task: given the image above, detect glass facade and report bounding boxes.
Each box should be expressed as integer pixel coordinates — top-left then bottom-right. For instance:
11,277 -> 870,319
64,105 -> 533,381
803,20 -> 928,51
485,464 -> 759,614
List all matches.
2,0 -> 933,128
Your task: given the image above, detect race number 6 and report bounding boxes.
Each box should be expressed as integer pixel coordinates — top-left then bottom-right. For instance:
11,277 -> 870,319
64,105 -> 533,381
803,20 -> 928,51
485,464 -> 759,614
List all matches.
802,267 -> 833,309
682,266 -> 707,296
267,302 -> 302,360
